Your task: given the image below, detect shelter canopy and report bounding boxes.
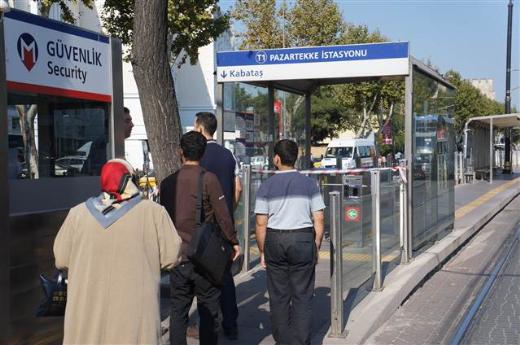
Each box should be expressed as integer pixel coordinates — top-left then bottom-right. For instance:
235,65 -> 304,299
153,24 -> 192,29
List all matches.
466,113 -> 520,128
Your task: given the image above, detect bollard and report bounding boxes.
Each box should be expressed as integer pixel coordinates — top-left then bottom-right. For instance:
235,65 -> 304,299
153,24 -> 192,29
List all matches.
329,191 -> 345,338
242,165 -> 251,273
371,170 -> 383,291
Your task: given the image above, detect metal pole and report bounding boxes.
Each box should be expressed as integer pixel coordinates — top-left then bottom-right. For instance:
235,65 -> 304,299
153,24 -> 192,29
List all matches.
267,84 -> 275,169
505,0 -> 513,115
371,170 -> 383,291
216,82 -> 224,145
400,172 -> 410,263
329,191 -> 345,338
460,152 -> 464,183
490,118 -> 493,184
504,1 -> 514,169
454,151 -> 459,184
404,67 -> 414,257
304,92 -> 311,170
242,164 -> 251,272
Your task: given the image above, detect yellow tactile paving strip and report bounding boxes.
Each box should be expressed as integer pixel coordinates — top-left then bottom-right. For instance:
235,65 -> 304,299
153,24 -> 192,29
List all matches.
247,178 -> 520,263
454,177 -> 520,219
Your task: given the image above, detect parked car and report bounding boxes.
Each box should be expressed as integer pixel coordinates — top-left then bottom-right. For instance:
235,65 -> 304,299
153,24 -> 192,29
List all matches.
250,155 -> 269,170
54,156 -> 87,176
320,139 -> 375,169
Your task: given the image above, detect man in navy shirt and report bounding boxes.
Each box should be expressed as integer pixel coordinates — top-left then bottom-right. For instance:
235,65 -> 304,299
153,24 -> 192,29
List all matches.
194,112 -> 242,340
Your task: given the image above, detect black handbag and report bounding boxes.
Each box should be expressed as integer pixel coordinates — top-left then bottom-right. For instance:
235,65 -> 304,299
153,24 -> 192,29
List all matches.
188,170 -> 233,286
36,271 -> 67,317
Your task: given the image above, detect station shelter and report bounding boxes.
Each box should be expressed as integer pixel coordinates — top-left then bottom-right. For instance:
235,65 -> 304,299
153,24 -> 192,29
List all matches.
214,42 -> 457,266
0,9 -> 123,342
464,113 -> 520,183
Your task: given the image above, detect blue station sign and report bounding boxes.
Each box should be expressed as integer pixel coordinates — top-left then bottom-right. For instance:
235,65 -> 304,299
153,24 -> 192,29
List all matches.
216,42 -> 409,83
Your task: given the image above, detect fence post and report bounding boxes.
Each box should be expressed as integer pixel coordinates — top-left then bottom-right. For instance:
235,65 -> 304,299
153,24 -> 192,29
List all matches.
459,152 -> 466,183
329,191 -> 345,337
456,152 -> 459,184
371,170 -> 383,291
399,165 -> 410,263
242,164 -> 251,273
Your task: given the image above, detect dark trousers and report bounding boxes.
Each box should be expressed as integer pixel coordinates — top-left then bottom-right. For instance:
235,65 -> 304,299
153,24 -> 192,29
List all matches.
265,229 -> 316,345
170,262 -> 221,345
220,268 -> 239,333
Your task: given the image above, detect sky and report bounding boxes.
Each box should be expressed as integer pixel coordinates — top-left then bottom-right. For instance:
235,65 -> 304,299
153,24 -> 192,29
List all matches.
220,0 -> 519,109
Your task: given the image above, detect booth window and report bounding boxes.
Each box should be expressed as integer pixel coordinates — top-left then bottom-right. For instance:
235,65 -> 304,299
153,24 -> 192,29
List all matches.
411,68 -> 455,249
7,93 -> 110,179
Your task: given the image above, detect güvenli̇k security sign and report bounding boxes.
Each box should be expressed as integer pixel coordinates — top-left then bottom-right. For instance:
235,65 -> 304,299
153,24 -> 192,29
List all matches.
3,9 -> 112,102
344,205 -> 361,223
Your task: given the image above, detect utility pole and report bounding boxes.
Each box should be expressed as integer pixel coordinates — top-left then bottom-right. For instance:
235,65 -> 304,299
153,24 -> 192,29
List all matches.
504,0 -> 514,172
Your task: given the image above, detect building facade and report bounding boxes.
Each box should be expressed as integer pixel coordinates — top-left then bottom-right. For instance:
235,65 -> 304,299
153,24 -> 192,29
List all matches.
470,78 -> 497,101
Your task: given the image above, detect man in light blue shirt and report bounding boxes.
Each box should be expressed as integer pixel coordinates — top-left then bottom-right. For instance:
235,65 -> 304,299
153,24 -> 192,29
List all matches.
255,139 -> 325,345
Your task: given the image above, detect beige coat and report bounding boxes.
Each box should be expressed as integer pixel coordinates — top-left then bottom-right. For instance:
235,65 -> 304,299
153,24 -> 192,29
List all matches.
54,199 -> 181,345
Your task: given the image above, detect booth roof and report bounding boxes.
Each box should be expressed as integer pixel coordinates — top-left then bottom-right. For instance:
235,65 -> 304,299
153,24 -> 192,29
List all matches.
466,113 -> 520,128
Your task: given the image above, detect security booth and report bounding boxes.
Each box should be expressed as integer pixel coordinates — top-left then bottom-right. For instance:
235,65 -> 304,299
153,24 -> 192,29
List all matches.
215,42 -> 456,272
0,9 -> 123,343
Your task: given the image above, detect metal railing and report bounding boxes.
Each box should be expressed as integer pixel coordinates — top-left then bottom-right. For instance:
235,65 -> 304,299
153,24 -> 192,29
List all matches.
237,164 -> 411,337
328,166 -> 409,336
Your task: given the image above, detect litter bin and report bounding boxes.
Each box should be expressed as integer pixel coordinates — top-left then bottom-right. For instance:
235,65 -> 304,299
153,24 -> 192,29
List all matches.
342,173 -> 371,247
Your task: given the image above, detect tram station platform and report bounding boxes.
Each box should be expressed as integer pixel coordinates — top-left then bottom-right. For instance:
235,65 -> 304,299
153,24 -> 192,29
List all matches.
161,174 -> 520,345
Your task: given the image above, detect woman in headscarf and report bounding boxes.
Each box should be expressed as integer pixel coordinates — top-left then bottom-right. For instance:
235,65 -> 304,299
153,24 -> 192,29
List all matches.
54,159 -> 181,344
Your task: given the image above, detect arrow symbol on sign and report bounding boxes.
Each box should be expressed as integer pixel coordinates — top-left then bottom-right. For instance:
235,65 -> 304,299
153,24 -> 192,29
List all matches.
220,71 -> 227,79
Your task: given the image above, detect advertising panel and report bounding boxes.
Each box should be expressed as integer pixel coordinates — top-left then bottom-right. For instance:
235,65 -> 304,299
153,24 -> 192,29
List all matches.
4,10 -> 112,102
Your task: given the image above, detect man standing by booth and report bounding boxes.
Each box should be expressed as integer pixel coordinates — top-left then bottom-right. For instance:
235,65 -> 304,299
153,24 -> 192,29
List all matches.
255,139 -> 325,345
194,112 -> 242,340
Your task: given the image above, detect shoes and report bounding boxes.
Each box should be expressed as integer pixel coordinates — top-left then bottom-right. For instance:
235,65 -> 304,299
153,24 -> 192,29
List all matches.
186,325 -> 199,339
223,328 -> 238,341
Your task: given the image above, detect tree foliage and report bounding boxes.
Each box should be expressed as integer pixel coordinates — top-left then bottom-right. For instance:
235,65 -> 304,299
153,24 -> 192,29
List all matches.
232,0 -> 404,145
101,0 -> 229,181
444,70 -> 509,146
103,0 -> 229,66
38,0 -> 94,23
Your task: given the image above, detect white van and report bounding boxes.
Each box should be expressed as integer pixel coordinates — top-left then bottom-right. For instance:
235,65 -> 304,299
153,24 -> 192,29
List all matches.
320,139 -> 375,169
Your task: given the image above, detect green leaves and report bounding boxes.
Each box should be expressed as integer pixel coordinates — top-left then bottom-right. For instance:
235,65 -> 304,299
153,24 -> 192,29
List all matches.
39,0 -> 94,24
102,0 -> 229,66
445,69 -> 509,145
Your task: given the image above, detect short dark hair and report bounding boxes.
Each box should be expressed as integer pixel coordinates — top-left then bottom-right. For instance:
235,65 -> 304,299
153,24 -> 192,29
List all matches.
124,107 -> 130,114
274,139 -> 298,166
195,112 -> 217,136
181,131 -> 207,161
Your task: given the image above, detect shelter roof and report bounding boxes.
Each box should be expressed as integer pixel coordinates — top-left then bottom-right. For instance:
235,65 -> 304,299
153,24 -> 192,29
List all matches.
467,113 -> 520,128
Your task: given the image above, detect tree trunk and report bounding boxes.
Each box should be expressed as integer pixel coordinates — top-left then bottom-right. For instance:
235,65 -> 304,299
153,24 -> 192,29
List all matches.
16,105 -> 39,179
132,0 -> 182,182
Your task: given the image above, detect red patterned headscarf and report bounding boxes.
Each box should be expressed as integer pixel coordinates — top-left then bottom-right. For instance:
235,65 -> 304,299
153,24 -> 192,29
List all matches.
100,159 -> 140,202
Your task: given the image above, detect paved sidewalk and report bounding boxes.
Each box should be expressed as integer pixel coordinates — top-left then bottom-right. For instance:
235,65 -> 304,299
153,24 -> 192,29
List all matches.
365,197 -> 520,345
163,176 -> 520,345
